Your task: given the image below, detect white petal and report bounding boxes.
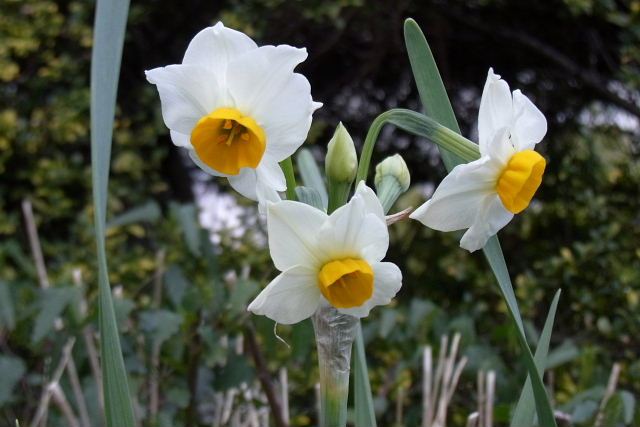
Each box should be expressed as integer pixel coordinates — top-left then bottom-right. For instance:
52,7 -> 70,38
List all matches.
188,150 -> 227,177
317,193 -> 388,262
227,45 -> 308,115
228,167 -> 258,200
339,262 -> 402,318
267,200 -> 327,271
355,181 -> 385,223
247,265 -> 320,324
511,90 -> 547,151
459,195 -> 514,252
254,157 -> 287,212
256,178 -> 283,215
182,22 -> 257,86
410,157 -> 501,231
261,73 -> 321,161
256,156 -> 287,192
145,64 -> 220,134
170,130 -> 193,148
478,68 -> 513,156
484,127 -> 516,166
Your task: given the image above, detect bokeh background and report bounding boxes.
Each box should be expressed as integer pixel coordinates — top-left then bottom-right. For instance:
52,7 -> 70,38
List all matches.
1,0 -> 639,426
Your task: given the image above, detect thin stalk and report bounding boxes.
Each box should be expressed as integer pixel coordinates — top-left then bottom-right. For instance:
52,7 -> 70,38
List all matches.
279,157 -> 298,201
327,180 -> 352,214
356,109 -> 480,184
21,199 -> 50,289
244,323 -> 288,427
313,305 -> 358,427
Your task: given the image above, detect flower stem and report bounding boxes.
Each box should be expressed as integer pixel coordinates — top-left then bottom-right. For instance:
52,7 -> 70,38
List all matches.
356,109 -> 480,184
313,305 -> 358,427
279,157 -> 298,201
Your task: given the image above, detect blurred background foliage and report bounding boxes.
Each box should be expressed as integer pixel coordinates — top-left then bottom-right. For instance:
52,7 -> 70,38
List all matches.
1,0 -> 639,425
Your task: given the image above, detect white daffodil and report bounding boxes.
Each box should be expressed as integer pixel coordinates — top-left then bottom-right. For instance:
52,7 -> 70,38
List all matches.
248,183 -> 402,324
410,68 -> 547,252
146,22 -> 321,203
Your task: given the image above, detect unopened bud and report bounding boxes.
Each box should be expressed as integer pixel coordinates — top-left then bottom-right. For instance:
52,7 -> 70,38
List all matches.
374,154 -> 411,214
325,122 -> 357,184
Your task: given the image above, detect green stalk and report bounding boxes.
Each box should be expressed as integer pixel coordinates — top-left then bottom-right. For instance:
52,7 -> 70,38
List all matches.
279,157 -> 298,201
355,109 -> 480,184
313,305 -> 358,427
327,180 -> 352,214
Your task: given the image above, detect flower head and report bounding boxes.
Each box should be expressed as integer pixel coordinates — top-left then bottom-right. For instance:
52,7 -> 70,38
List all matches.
410,68 -> 547,252
146,22 -> 321,203
248,182 -> 402,324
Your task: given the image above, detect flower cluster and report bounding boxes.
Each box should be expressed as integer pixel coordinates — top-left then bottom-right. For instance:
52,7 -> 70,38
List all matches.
147,25 -> 547,323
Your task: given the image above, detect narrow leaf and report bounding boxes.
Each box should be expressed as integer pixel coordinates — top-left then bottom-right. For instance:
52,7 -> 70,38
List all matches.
295,186 -> 326,211
511,290 -> 561,426
353,325 -> 376,427
90,0 -> 135,425
296,149 -> 328,209
404,18 -> 462,170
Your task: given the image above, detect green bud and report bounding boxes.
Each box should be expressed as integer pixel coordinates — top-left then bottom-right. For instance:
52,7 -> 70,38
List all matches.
374,154 -> 411,214
325,122 -> 357,184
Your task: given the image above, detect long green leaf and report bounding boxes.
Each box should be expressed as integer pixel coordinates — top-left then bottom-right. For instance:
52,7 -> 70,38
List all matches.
512,290 -> 562,426
90,0 -> 135,425
403,18 -> 556,427
353,321 -> 376,427
296,148 -> 328,209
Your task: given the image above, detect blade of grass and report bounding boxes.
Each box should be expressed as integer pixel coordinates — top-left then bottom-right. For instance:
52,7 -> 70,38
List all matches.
353,324 -> 376,427
511,290 -> 562,426
403,18 -> 556,427
90,0 -> 135,426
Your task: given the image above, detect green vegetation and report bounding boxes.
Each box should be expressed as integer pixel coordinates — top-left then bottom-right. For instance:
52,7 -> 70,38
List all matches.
1,0 -> 639,426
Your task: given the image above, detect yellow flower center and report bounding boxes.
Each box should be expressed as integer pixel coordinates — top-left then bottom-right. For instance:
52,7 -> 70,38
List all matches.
191,107 -> 266,175
496,150 -> 546,214
317,258 -> 374,309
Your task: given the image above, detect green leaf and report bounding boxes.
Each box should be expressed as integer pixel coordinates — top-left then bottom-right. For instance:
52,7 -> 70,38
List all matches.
175,204 -> 201,256
353,324 -> 376,427
404,18 -> 463,170
90,0 -> 135,424
227,279 -> 260,315
164,265 -> 189,307
572,400 -> 598,423
618,390 -> 636,424
545,340 -> 580,369
213,355 -> 255,390
403,18 -> 556,427
32,287 -> 78,343
0,355 -> 26,406
106,201 -> 161,228
296,148 -> 328,208
295,186 -> 326,211
603,393 -> 626,426
511,290 -> 561,427
0,279 -> 15,330
139,310 -> 183,347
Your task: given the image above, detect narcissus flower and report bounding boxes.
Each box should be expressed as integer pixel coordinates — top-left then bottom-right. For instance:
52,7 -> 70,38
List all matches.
248,183 -> 402,324
410,68 -> 547,252
146,22 -> 321,203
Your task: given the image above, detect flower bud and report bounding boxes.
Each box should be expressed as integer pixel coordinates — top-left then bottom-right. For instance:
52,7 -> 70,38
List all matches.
374,154 -> 411,213
325,122 -> 357,184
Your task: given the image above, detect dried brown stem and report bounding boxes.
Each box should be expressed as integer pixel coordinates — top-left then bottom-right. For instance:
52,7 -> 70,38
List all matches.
244,323 -> 288,427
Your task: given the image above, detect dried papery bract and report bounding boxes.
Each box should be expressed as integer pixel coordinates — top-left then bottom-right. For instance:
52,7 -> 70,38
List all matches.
312,305 -> 358,427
